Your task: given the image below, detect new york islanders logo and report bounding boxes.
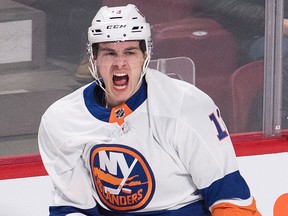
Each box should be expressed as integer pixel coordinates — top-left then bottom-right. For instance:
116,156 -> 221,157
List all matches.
90,144 -> 155,211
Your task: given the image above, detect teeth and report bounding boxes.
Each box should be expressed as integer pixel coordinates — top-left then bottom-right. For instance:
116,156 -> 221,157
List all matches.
115,85 -> 126,90
113,73 -> 127,77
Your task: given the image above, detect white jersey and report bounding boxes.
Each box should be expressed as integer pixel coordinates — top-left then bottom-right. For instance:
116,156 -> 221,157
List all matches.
38,69 -> 252,216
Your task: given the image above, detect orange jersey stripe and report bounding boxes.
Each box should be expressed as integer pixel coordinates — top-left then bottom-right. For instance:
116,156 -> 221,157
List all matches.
212,198 -> 262,216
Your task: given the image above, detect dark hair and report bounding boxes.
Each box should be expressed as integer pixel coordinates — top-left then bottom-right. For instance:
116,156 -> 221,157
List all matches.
92,43 -> 99,59
92,40 -> 146,59
139,40 -> 146,53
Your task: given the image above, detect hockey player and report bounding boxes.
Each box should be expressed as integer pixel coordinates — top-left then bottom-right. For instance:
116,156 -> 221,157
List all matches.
38,4 -> 261,216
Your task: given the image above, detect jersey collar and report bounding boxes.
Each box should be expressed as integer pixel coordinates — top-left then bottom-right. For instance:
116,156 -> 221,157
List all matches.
83,79 -> 147,124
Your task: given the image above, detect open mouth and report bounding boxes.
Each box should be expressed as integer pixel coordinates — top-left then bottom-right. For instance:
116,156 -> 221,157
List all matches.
113,73 -> 129,89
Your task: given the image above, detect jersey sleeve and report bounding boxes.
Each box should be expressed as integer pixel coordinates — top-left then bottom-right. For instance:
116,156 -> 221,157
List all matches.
174,89 -> 258,211
38,114 -> 100,216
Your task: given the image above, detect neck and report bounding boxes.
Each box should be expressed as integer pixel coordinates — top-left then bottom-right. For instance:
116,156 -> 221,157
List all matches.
105,94 -> 124,108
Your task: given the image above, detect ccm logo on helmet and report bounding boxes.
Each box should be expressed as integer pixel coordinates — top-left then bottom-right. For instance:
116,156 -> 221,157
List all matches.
107,25 -> 127,29
90,144 -> 155,211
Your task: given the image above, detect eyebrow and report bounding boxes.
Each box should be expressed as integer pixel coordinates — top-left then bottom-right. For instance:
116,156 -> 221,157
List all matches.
98,45 -> 140,52
124,46 -> 140,51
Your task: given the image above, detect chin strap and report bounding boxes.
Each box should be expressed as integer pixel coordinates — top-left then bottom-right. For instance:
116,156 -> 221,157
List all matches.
87,43 -> 109,95
135,55 -> 150,89
88,57 -> 109,95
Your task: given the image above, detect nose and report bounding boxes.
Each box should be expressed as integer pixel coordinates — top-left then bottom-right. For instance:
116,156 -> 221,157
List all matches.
112,55 -> 127,68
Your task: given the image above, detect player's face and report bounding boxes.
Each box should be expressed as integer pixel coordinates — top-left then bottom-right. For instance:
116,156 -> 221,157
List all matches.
96,41 -> 146,107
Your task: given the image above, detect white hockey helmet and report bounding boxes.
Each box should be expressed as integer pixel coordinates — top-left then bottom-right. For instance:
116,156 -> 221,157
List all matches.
88,4 -> 152,58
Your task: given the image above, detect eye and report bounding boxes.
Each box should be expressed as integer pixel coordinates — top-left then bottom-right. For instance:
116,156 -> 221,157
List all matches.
105,51 -> 116,56
125,50 -> 136,56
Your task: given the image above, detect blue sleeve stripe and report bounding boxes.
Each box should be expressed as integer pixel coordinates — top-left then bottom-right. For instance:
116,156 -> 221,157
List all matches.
49,205 -> 100,216
49,200 -> 210,216
98,200 -> 211,216
199,170 -> 251,207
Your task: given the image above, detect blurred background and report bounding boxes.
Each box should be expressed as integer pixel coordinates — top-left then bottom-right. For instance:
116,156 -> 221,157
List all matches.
0,0 -> 287,156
